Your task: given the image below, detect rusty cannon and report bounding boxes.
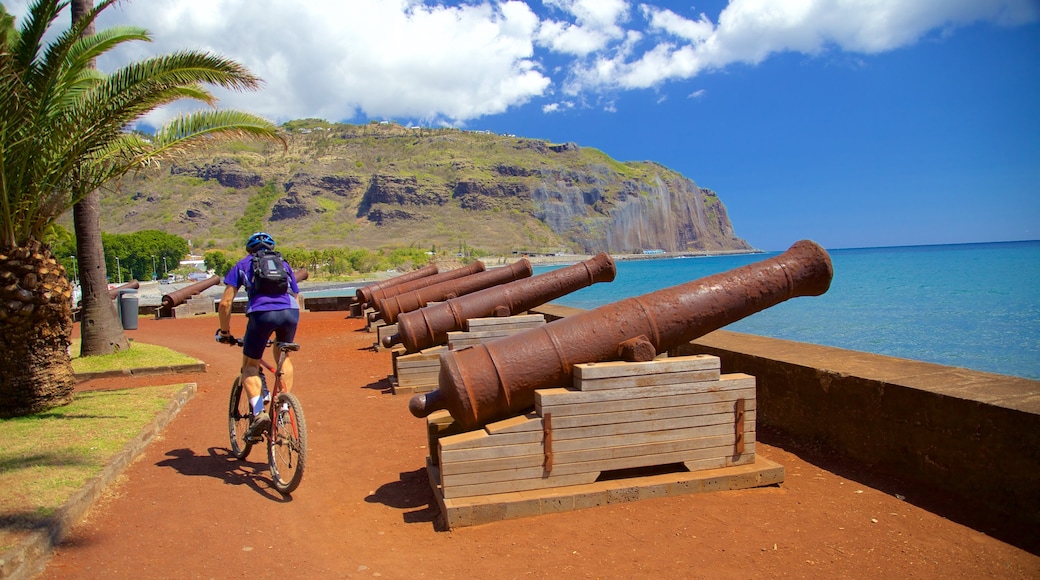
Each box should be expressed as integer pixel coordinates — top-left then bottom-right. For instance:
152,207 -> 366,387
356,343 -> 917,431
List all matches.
159,274 -> 221,317
356,263 -> 438,307
107,280 -> 140,300
409,240 -> 834,430
384,252 -> 617,352
374,259 -> 533,325
366,261 -> 486,321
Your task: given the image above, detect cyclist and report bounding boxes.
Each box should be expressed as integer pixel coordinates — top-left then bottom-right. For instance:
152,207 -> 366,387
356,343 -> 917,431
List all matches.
217,232 -> 301,440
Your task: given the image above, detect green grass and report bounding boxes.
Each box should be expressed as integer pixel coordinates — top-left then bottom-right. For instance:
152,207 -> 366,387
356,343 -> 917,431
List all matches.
0,384 -> 188,551
70,339 -> 200,374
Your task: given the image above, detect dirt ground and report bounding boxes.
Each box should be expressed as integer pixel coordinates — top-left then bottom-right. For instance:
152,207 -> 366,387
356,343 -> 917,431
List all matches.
37,310 -> 1039,578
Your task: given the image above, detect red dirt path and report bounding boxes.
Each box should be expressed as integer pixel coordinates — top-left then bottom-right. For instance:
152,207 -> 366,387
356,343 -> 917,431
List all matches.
40,311 -> 1039,578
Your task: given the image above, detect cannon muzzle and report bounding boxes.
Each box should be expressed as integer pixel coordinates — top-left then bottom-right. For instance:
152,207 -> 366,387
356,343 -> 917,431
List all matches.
356,263 -> 439,307
409,240 -> 833,430
384,252 -> 616,351
374,259 -> 533,325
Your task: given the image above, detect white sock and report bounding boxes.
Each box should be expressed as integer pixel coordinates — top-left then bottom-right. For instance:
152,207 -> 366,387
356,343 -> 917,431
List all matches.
250,396 -> 263,415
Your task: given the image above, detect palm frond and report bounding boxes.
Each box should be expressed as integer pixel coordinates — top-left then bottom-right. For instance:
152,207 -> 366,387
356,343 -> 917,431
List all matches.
1,0 -> 282,247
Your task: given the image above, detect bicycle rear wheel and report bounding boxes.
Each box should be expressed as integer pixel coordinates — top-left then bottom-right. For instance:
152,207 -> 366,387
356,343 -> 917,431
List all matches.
228,377 -> 253,460
268,392 -> 307,493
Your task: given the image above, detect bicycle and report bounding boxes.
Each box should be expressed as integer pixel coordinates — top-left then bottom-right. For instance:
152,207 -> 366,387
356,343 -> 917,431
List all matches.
217,332 -> 308,494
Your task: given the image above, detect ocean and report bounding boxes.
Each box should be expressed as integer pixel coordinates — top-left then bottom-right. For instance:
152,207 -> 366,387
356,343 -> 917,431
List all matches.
533,240 -> 1040,380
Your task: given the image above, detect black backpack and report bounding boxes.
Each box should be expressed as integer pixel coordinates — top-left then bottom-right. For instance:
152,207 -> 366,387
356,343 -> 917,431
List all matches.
251,248 -> 289,295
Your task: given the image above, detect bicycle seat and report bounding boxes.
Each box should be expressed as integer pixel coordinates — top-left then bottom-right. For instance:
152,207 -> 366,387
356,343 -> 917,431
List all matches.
274,342 -> 300,352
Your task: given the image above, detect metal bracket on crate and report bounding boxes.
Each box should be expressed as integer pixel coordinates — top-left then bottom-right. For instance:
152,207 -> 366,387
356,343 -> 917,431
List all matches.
543,412 -> 553,473
734,398 -> 745,455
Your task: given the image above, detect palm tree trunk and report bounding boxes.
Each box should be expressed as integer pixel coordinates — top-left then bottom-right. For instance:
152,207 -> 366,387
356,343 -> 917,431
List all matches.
74,194 -> 129,354
72,0 -> 129,356
0,241 -> 76,418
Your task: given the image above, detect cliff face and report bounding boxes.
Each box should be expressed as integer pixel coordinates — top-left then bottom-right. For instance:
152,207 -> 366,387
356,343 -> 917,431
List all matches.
95,121 -> 753,254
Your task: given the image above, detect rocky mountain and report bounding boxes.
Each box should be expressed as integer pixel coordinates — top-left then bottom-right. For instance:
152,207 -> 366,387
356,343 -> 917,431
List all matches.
96,120 -> 754,255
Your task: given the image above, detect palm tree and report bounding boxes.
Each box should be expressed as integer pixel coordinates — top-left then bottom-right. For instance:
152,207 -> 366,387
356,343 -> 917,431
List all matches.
0,0 -> 285,417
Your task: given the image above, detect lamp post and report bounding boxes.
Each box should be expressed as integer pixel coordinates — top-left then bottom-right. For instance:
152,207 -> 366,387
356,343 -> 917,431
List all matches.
151,255 -> 157,280
115,256 -> 121,284
69,255 -> 78,285
162,256 -> 168,276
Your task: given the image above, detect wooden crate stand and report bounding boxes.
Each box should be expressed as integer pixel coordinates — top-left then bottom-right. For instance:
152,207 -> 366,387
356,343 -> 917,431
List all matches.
425,354 -> 784,528
391,346 -> 448,395
447,314 -> 545,350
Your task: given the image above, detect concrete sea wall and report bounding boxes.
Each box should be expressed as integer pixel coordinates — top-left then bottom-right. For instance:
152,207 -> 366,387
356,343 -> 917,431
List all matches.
530,304 -> 1040,527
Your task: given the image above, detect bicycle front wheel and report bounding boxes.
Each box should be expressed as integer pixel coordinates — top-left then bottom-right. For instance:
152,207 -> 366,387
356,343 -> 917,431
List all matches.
228,377 -> 253,460
268,392 -> 307,494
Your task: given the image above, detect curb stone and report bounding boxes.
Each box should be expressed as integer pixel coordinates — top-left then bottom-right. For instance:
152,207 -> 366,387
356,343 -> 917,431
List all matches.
74,362 -> 206,382
0,383 -> 198,580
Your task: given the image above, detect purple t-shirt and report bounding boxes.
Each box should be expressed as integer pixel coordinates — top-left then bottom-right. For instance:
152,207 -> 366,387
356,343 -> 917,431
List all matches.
224,254 -> 300,315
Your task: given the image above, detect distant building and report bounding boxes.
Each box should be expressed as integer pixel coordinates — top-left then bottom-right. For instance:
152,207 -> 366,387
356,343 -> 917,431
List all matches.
642,249 -> 665,255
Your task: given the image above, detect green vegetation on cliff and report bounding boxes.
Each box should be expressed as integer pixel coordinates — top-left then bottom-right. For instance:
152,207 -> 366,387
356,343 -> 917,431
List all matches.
84,121 -> 753,257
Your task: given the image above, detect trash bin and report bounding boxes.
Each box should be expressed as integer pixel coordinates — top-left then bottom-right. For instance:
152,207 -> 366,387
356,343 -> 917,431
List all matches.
118,289 -> 139,330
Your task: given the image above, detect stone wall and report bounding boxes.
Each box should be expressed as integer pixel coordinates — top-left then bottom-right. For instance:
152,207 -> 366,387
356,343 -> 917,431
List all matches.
530,304 -> 1040,526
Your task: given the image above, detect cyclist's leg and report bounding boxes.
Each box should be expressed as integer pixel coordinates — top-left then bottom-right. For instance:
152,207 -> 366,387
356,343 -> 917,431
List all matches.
242,312 -> 276,413
272,308 -> 300,392
241,355 -> 264,403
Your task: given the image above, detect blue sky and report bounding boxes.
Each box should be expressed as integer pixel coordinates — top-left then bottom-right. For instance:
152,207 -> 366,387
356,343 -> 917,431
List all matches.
6,0 -> 1039,251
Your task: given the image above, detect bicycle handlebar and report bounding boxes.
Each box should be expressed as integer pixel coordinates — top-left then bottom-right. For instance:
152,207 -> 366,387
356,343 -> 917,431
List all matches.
214,329 -> 298,352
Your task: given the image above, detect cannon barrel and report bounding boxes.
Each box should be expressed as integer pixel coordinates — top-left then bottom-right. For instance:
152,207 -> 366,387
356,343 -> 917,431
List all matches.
356,264 -> 438,307
295,267 -> 309,282
409,240 -> 833,430
366,261 -> 486,321
160,275 -> 221,310
107,280 -> 139,300
385,252 -> 616,352
375,259 -> 533,325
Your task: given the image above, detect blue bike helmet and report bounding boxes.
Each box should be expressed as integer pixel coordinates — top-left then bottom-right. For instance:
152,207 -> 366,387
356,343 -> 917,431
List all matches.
246,232 -> 275,253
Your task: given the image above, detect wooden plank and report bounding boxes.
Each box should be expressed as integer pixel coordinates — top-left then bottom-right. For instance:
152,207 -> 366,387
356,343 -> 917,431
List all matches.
548,399 -> 755,430
431,456 -> 785,527
442,472 -> 597,499
538,386 -> 756,418
439,429 -> 544,450
442,464 -> 552,488
552,422 -> 756,455
553,431 -> 756,466
398,376 -> 440,389
539,373 -> 754,407
574,355 -> 719,381
576,369 -> 721,391
397,367 -> 440,381
439,441 -> 545,463
448,329 -> 531,348
552,410 -> 756,441
439,452 -> 546,476
396,354 -> 442,368
485,412 -> 543,434
464,314 -> 544,331
550,445 -> 756,477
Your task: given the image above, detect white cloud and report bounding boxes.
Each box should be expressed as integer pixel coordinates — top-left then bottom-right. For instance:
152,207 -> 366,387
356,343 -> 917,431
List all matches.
688,89 -> 706,99
574,0 -> 1040,91
535,0 -> 629,55
4,0 -> 1037,122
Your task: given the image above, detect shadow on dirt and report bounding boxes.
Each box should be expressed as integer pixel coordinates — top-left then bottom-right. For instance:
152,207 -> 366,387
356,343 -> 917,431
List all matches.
365,468 -> 444,529
156,447 -> 291,502
759,426 -> 1040,556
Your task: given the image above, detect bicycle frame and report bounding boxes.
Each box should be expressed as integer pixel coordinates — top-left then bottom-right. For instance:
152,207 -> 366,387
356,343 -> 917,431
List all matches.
226,337 -> 307,493
261,343 -> 299,446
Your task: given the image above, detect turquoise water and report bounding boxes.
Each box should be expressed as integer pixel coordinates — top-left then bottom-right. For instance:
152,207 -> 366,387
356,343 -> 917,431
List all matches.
534,241 -> 1040,380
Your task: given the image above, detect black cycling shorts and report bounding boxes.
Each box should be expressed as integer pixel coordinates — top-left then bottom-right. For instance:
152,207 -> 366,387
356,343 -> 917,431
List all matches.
243,309 -> 300,360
